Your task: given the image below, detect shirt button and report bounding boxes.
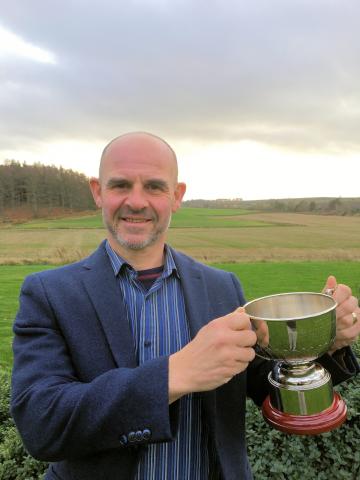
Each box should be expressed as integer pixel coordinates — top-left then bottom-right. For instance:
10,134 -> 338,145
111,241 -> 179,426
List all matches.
144,340 -> 151,347
143,429 -> 151,440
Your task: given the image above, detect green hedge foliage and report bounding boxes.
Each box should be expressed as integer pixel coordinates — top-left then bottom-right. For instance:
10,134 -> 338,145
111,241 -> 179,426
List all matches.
1,358 -> 359,480
0,371 -> 47,480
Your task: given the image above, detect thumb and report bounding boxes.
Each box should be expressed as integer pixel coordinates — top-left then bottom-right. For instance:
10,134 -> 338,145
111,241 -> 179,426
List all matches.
323,275 -> 337,295
236,306 -> 246,313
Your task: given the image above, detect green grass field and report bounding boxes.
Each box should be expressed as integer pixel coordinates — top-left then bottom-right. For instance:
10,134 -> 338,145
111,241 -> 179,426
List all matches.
2,209 -> 360,265
13,208 -> 273,229
1,260 -> 359,371
0,265 -> 54,370
214,261 -> 360,300
13,214 -> 103,229
1,208 -> 359,369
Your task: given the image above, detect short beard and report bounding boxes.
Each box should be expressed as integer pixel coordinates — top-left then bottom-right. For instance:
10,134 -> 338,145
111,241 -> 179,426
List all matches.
103,212 -> 171,251
110,227 -> 160,251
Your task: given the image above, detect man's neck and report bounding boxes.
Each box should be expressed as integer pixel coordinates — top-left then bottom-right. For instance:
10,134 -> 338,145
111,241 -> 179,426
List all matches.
107,237 -> 165,271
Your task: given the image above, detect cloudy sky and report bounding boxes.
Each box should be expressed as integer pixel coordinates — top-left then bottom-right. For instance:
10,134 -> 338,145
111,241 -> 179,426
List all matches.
1,0 -> 359,200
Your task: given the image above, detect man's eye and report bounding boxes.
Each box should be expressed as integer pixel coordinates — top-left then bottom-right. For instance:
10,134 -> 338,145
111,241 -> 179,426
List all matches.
146,182 -> 167,192
111,182 -> 130,190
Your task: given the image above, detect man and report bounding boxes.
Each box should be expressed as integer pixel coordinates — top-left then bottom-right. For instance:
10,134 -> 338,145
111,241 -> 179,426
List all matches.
11,132 -> 360,479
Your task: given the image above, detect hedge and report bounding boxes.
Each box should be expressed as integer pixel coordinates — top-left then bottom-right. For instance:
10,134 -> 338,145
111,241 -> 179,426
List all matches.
0,372 -> 47,480
246,377 -> 360,479
1,352 -> 359,479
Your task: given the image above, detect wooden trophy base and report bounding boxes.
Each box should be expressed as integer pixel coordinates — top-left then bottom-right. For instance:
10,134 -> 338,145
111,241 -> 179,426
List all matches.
262,392 -> 347,435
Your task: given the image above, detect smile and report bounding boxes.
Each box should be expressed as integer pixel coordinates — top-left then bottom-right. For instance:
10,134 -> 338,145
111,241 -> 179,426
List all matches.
123,217 -> 151,223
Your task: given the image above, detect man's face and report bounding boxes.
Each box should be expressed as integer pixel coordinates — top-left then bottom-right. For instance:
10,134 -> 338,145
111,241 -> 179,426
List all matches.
90,135 -> 186,254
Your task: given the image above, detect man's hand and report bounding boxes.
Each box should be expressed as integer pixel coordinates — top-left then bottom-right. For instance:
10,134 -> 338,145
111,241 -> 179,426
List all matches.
324,275 -> 360,354
168,307 -> 257,403
252,319 -> 269,349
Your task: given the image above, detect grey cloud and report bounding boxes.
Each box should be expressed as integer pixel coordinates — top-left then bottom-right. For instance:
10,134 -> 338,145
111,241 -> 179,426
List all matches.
1,0 -> 360,153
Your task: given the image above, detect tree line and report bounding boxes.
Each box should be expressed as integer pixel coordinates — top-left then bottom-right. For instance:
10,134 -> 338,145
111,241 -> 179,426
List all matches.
0,161 -> 96,220
183,197 -> 360,215
1,160 -> 359,222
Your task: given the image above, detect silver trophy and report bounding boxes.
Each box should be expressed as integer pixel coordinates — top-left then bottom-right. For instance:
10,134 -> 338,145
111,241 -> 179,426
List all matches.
245,292 -> 347,434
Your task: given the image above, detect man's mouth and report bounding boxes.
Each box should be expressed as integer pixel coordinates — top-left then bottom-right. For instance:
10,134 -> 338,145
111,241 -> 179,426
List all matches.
122,217 -> 151,223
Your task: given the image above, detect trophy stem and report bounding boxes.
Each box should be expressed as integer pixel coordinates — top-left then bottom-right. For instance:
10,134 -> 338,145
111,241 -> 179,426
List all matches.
262,392 -> 347,435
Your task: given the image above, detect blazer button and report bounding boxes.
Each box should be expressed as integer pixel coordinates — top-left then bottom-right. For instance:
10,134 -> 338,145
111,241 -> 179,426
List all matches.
128,431 -> 136,443
135,431 -> 143,442
142,429 -> 151,440
119,434 -> 128,446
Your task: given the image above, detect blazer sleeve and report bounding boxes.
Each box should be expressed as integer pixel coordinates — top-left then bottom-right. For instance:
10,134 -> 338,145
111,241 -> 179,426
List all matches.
319,348 -> 359,384
11,274 -> 179,462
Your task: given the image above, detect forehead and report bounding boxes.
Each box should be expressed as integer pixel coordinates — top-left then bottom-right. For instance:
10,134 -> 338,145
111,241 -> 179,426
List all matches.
100,135 -> 177,182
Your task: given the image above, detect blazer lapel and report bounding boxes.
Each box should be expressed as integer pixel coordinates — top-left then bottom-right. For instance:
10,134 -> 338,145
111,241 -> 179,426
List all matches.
81,242 -> 136,368
170,248 -> 211,339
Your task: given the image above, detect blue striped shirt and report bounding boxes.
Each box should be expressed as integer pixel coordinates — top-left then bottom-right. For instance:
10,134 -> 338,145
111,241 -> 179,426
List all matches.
105,241 -> 211,479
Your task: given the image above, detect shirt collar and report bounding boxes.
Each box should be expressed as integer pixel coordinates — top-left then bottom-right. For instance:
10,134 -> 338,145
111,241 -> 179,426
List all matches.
105,240 -> 180,279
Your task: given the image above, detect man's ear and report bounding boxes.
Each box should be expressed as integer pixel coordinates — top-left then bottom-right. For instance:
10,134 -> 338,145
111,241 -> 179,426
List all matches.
172,182 -> 186,212
89,177 -> 102,208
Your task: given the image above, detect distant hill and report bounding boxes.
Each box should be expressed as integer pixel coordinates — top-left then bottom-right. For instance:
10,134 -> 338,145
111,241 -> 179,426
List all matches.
0,161 -> 96,222
183,197 -> 360,216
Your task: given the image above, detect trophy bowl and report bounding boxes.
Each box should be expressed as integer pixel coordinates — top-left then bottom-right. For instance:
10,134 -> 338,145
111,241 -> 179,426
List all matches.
244,292 -> 347,435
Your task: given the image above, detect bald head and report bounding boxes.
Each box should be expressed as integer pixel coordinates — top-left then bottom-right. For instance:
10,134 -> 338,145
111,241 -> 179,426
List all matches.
90,131 -> 186,260
99,132 -> 178,182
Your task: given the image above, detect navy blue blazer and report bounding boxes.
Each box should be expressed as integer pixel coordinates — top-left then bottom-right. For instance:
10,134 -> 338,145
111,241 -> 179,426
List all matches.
11,241 -> 358,480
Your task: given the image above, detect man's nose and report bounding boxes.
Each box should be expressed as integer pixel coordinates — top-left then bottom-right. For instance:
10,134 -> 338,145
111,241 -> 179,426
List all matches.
124,186 -> 148,210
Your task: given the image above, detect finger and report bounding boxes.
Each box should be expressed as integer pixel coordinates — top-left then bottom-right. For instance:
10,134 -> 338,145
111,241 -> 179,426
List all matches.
235,347 -> 256,363
218,346 -> 255,370
335,296 -> 358,324
233,330 -> 257,348
344,311 -> 360,335
323,275 -> 337,294
332,324 -> 360,348
334,283 -> 353,306
257,332 -> 270,348
227,346 -> 256,364
350,318 -> 360,337
251,320 -> 269,347
235,306 -> 246,313
225,309 -> 252,331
